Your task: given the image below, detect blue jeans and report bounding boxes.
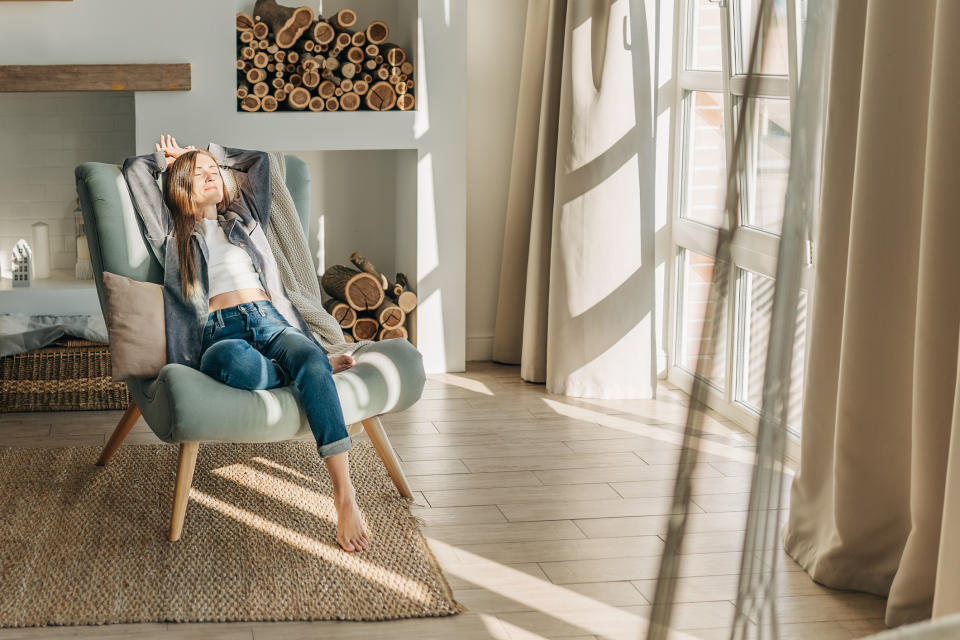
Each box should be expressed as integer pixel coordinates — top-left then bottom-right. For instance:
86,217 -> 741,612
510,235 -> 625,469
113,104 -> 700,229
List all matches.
199,299 -> 352,458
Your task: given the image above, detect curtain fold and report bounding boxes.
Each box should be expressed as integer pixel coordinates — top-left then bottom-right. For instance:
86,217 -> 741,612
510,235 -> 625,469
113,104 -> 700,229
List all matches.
491,0 -> 565,383
783,0 -> 960,628
492,0 -> 656,399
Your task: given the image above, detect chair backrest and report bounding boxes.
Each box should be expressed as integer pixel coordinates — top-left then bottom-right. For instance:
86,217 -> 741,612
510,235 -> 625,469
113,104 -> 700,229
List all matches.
75,154 -> 311,317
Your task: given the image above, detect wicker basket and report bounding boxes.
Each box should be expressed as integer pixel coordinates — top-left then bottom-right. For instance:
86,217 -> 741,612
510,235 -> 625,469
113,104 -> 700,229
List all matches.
0,338 -> 130,412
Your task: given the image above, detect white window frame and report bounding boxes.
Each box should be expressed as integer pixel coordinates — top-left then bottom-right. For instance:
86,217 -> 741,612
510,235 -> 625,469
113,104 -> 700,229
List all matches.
664,0 -> 813,459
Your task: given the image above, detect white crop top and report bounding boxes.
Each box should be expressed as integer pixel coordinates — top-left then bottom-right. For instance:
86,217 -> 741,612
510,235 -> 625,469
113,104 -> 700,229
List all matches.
200,217 -> 264,299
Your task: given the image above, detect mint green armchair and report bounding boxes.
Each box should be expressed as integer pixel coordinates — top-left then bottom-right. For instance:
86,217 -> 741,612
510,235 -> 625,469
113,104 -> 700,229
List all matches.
75,155 -> 420,541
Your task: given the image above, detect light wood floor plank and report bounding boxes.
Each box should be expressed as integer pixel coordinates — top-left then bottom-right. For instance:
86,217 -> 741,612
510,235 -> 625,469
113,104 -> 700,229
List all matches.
539,552 -> 745,584
499,497 -> 703,522
384,407 -> 536,424
451,536 -> 665,564
411,505 -> 508,526
396,442 -> 575,462
431,417 -> 605,434
462,452 -> 647,473
573,511 -> 750,538
423,520 -> 586,545
407,471 -> 543,492
631,569 -> 833,604
610,475 -> 752,498
533,464 -> 722,485
422,484 -> 620,508
442,562 -> 550,590
773,594 -> 888,625
637,448 -> 757,466
454,580 -> 648,613
381,422 -> 442,435
379,433 -> 505,448
400,459 -> 470,476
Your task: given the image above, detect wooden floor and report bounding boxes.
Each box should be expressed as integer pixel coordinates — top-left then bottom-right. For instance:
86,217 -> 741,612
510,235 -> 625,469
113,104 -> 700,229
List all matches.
0,361 -> 888,639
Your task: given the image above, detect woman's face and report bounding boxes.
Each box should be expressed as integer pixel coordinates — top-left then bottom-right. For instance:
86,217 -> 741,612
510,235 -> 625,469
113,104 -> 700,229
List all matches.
191,154 -> 224,211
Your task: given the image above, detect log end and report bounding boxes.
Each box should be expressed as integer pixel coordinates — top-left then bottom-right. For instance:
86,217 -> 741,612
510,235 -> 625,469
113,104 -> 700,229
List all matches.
366,20 -> 389,45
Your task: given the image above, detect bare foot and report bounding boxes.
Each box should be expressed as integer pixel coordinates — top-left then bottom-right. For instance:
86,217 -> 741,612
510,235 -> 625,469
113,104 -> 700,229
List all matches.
334,489 -> 371,552
329,354 -> 355,374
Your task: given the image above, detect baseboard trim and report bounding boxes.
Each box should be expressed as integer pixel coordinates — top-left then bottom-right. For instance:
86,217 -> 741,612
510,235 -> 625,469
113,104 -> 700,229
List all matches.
465,335 -> 494,362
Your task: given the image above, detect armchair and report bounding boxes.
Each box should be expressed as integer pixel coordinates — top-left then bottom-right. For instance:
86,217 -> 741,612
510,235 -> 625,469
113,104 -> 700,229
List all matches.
75,155 -> 420,542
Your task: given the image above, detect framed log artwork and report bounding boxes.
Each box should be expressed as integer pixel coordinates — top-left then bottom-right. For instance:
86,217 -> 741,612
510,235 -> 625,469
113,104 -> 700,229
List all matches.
238,0 -> 414,112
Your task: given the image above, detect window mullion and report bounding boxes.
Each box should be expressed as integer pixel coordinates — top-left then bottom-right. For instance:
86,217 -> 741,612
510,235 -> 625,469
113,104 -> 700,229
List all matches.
678,70 -> 725,92
667,0 -> 691,373
787,0 -> 801,106
728,74 -> 791,98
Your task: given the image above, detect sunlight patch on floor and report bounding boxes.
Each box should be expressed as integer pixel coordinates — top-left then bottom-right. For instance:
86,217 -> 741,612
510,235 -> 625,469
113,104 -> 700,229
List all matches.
431,539 -> 708,640
536,398 -> 769,467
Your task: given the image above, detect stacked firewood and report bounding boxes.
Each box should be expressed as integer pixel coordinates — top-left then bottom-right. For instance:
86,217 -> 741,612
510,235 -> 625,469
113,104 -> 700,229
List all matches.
236,0 -> 415,112
321,252 -> 418,344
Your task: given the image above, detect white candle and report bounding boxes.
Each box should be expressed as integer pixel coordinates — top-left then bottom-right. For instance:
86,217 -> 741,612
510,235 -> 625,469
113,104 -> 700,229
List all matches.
31,221 -> 50,279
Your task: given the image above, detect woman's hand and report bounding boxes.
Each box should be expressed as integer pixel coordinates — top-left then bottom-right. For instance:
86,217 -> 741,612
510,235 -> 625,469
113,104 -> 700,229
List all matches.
155,134 -> 196,166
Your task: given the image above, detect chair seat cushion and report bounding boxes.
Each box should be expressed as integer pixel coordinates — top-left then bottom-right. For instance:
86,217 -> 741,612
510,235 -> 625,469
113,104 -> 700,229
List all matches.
126,338 -> 423,444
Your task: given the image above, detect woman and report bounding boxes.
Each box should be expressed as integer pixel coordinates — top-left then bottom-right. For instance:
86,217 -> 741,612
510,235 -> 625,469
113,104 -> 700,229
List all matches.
122,135 -> 370,552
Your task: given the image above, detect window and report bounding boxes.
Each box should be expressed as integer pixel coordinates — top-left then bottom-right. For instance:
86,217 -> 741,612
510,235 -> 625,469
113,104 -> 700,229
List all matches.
668,0 -> 811,437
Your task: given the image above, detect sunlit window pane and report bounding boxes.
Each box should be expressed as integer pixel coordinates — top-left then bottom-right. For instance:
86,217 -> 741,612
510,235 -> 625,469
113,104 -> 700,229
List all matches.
735,269 -> 807,430
734,0 -> 789,75
682,91 -> 726,228
741,97 -> 790,234
679,250 -> 727,389
688,0 -> 722,71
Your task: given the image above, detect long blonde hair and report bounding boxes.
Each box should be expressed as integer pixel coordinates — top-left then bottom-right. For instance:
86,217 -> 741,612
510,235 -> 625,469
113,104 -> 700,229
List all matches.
162,150 -> 232,299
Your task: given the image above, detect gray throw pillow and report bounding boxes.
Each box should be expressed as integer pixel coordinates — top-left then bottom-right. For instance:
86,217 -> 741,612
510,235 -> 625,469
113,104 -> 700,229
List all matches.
102,271 -> 166,381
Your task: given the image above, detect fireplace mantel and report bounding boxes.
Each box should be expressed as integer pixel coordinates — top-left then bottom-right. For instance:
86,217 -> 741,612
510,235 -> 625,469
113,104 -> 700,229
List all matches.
0,64 -> 190,92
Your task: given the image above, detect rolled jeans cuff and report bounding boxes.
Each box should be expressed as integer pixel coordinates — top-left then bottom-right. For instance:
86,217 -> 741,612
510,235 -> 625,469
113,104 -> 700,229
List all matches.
318,435 -> 352,458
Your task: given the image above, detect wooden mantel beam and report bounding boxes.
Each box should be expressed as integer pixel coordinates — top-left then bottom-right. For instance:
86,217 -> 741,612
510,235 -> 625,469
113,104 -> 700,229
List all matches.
0,64 -> 191,92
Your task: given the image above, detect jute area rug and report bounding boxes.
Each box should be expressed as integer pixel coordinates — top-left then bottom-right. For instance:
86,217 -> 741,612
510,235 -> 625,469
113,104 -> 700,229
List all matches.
0,440 -> 465,627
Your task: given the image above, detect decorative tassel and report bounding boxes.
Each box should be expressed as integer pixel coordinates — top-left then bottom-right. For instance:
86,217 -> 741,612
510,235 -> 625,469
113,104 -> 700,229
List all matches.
75,234 -> 94,280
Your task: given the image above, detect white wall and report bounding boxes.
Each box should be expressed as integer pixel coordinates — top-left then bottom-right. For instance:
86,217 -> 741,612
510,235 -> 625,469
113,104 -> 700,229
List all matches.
464,0 -> 529,361
0,92 -> 135,278
284,149 -> 415,291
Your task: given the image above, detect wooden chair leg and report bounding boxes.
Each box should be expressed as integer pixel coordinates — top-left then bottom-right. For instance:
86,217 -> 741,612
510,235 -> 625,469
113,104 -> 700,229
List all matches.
169,442 -> 200,542
96,402 -> 141,466
361,415 -> 413,499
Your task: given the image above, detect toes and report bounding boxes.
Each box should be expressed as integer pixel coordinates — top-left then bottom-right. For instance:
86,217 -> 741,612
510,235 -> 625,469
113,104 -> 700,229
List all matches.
338,536 -> 356,552
355,533 -> 369,551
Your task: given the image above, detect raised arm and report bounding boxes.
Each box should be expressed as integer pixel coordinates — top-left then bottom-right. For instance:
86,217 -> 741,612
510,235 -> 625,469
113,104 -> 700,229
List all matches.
121,149 -> 173,264
206,142 -> 272,228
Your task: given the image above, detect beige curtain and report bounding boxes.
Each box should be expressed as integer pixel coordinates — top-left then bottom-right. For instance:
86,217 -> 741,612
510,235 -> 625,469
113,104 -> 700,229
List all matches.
783,0 -> 960,628
492,0 -> 656,398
